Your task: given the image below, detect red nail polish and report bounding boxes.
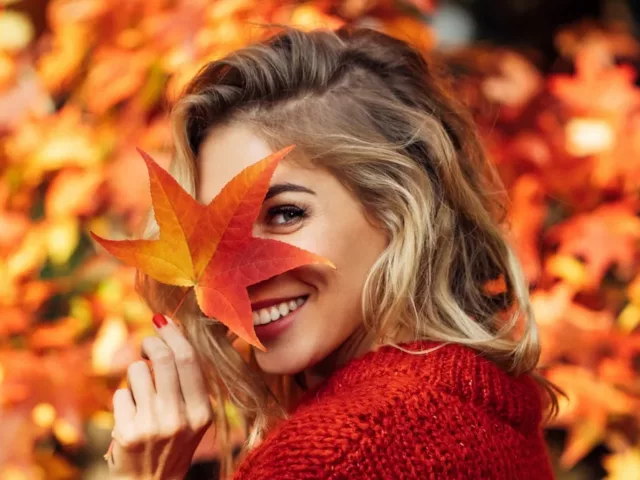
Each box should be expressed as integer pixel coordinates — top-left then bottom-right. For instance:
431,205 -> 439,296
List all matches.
152,313 -> 168,328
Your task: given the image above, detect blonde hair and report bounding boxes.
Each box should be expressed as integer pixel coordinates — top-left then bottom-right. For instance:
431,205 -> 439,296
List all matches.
138,26 -> 559,477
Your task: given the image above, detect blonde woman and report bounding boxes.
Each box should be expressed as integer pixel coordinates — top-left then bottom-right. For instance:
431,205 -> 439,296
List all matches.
107,27 -> 557,479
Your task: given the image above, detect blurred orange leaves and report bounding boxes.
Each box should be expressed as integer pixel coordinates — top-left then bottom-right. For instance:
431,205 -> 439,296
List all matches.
0,0 -> 437,476
0,0 -> 638,476
450,28 -> 640,471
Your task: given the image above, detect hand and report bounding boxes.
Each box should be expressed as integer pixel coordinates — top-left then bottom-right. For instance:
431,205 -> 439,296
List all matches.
107,313 -> 214,479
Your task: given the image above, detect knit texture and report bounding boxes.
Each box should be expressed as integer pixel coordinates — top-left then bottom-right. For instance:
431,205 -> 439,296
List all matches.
232,341 -> 555,479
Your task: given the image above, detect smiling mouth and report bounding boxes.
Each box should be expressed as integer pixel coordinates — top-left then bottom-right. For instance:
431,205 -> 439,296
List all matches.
252,296 -> 308,326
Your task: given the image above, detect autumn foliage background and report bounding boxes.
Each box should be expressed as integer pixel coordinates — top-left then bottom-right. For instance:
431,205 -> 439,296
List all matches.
1,0 -> 640,478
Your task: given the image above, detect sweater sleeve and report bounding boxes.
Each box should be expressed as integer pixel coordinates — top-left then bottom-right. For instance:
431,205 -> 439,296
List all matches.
231,381 -> 554,480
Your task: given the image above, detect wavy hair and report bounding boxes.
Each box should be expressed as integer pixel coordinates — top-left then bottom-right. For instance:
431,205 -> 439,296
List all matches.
137,26 -> 559,477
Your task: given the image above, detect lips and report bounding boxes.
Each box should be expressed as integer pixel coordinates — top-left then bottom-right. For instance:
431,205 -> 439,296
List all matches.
252,297 -> 306,342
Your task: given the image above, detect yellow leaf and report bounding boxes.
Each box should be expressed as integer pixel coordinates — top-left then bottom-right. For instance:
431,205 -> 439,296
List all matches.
52,418 -> 81,445
7,228 -> 47,279
566,117 -> 615,156
46,169 -> 103,218
68,296 -> 93,325
32,403 -> 56,429
90,410 -> 114,430
37,24 -> 88,92
617,303 -> 640,333
545,254 -> 588,288
91,315 -> 128,375
561,417 -> 605,468
96,277 -> 124,306
6,107 -> 102,183
0,264 -> 17,303
35,133 -> 100,172
122,296 -> 151,324
604,449 -> 640,480
0,466 -> 45,480
46,218 -> 79,265
0,11 -> 33,52
0,51 -> 16,90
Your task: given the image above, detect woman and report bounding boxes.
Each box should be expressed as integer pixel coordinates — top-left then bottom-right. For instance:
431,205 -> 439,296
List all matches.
107,27 -> 558,479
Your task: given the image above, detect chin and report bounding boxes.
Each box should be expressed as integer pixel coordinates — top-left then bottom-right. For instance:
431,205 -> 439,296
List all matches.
253,339 -> 319,376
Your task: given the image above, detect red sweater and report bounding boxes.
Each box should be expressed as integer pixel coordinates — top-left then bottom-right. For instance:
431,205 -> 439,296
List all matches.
233,341 -> 555,479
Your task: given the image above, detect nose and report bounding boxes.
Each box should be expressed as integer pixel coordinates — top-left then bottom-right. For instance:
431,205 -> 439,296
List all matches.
251,222 -> 263,238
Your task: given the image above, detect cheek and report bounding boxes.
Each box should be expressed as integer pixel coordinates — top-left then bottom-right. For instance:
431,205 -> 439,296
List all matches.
336,236 -> 385,299
311,215 -> 387,298
309,207 -> 385,264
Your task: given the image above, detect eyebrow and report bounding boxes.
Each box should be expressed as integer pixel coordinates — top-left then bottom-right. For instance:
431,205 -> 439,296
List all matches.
264,182 -> 316,200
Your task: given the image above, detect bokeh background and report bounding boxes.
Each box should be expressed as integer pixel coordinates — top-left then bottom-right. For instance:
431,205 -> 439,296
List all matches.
1,0 -> 640,478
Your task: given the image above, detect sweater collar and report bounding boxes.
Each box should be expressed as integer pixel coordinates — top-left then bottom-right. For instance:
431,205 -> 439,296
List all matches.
297,340 -> 545,433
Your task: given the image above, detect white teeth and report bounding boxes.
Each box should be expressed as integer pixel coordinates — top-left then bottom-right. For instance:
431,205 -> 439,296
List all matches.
252,296 -> 307,326
259,309 -> 271,325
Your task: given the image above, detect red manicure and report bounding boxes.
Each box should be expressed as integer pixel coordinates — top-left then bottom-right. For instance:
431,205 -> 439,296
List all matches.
152,313 -> 168,328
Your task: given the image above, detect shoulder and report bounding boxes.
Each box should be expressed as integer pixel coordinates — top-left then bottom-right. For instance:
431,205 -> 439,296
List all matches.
233,342 -> 553,479
232,373 -> 426,479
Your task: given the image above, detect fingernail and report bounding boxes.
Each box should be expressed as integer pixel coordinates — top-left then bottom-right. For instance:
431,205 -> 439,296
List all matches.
152,313 -> 168,328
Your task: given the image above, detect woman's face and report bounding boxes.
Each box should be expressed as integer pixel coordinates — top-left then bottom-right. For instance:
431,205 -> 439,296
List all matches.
198,123 -> 387,375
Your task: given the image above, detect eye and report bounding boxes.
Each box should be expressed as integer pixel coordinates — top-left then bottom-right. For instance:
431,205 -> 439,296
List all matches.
265,205 -> 308,227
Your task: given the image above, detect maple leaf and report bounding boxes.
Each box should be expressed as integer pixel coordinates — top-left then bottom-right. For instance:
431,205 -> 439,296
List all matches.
46,168 -> 104,218
546,365 -> 639,468
549,45 -> 640,118
482,53 -> 542,109
531,283 -> 614,366
91,146 -> 334,350
546,203 -> 640,287
83,48 -> 151,115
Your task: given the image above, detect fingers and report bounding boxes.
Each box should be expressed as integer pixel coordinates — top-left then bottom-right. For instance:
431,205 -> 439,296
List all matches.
151,314 -> 213,431
108,314 -> 215,477
127,361 -> 155,413
112,388 -> 136,448
113,388 -> 136,424
141,336 -> 181,407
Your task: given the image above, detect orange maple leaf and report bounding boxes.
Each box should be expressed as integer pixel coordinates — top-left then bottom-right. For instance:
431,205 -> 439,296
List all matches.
547,203 -> 640,287
91,146 -> 334,350
546,365 -> 638,468
549,46 -> 640,118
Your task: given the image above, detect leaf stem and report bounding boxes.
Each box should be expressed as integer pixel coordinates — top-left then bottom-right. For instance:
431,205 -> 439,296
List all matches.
170,288 -> 191,319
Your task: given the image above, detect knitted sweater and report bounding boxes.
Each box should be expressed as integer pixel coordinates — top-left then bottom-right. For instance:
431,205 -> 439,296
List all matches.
233,341 -> 555,479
